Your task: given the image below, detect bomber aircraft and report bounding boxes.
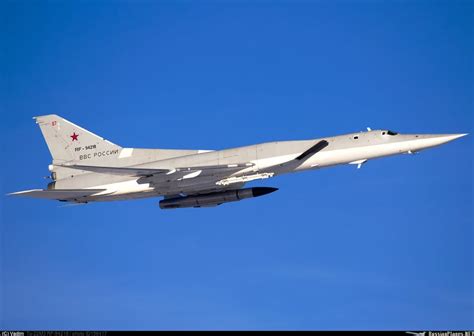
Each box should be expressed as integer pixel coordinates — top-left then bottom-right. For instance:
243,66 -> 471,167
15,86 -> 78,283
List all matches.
9,115 -> 467,209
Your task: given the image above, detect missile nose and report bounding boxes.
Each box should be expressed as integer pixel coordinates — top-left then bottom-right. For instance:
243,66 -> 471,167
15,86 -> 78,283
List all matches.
251,187 -> 279,197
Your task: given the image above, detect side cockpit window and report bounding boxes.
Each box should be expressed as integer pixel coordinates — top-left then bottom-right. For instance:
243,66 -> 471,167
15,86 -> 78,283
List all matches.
387,130 -> 398,136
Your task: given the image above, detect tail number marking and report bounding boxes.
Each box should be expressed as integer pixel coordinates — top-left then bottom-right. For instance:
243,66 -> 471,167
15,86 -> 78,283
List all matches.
75,144 -> 97,152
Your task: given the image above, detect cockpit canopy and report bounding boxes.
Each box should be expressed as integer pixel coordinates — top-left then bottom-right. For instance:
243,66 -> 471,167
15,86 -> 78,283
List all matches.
382,130 -> 398,136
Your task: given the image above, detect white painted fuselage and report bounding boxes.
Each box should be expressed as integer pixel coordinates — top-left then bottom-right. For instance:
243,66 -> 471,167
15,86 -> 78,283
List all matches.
66,130 -> 466,201
10,114 -> 467,207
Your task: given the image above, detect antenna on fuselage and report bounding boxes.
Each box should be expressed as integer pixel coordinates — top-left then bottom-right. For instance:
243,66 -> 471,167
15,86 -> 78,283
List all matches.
366,127 -> 372,131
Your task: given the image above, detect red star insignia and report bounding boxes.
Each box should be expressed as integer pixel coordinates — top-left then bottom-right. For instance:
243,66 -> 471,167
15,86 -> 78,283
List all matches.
70,132 -> 79,141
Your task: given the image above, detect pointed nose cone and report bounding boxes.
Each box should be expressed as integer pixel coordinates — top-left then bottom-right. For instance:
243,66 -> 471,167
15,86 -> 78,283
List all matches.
413,133 -> 468,151
444,133 -> 468,141
433,133 -> 468,145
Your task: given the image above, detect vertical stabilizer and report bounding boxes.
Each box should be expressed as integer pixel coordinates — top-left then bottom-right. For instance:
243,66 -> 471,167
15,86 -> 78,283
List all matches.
34,114 -> 122,164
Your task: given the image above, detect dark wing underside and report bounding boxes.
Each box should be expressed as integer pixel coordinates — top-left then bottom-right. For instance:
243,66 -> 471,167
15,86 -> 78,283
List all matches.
8,189 -> 107,201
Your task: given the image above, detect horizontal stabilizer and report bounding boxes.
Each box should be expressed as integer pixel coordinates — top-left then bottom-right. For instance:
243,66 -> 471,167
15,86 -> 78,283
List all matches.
8,189 -> 106,201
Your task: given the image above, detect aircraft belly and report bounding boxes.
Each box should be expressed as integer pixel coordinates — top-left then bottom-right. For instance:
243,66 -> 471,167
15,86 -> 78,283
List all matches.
154,178 -> 244,196
88,190 -> 161,202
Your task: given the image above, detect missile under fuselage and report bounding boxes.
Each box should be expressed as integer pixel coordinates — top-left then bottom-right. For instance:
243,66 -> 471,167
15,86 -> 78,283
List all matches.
159,187 -> 278,209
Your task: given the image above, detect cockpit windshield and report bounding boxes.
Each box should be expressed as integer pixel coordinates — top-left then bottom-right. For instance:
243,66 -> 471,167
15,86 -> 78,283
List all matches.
387,130 -> 398,136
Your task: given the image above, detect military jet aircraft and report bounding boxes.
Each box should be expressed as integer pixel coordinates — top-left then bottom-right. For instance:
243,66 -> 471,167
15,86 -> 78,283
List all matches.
9,115 -> 467,209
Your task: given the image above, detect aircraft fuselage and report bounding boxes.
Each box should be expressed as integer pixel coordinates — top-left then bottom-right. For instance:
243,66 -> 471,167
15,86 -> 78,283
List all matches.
9,115 -> 466,208
49,130 -> 465,201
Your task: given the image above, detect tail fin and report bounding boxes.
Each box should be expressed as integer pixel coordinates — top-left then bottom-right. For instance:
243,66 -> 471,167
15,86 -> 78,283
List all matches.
35,115 -> 122,164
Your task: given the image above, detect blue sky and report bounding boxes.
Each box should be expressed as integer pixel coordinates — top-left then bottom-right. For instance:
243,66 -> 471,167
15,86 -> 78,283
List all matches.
1,0 -> 472,330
